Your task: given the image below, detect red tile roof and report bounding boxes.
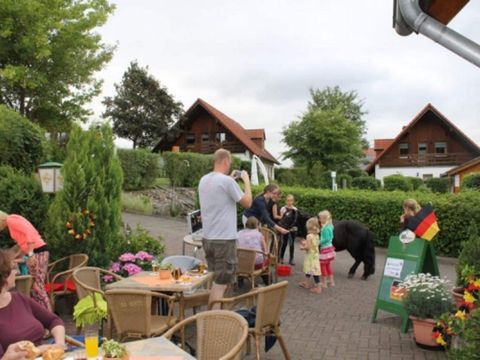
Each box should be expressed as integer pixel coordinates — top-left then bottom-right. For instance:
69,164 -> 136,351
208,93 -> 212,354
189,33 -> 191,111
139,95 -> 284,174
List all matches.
374,139 -> 394,151
245,129 -> 265,140
190,99 -> 280,164
366,103 -> 480,173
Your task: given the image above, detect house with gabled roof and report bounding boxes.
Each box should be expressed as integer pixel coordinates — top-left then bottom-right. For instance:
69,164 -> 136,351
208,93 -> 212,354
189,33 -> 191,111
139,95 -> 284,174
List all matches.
443,156 -> 480,192
366,103 -> 480,183
153,98 -> 280,178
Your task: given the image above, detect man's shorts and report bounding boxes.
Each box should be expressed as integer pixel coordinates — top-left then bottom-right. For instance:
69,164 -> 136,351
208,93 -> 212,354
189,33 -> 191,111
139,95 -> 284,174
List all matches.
202,239 -> 237,285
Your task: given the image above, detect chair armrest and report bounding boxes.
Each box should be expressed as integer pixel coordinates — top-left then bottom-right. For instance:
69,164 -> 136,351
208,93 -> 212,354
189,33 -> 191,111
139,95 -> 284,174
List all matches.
47,256 -> 68,280
208,288 -> 260,310
100,269 -> 123,281
162,316 -> 197,340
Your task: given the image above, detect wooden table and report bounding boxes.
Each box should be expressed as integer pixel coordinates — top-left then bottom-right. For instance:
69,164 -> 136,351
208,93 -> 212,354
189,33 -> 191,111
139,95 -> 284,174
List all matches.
68,336 -> 195,359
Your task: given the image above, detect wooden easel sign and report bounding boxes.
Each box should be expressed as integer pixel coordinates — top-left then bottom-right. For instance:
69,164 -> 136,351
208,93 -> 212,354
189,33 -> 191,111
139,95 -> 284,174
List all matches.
371,235 -> 439,333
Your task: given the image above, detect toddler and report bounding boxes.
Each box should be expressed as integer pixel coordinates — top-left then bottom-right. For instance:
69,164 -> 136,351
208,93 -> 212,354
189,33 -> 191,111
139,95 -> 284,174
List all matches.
318,210 -> 336,287
298,217 -> 322,294
279,194 -> 298,265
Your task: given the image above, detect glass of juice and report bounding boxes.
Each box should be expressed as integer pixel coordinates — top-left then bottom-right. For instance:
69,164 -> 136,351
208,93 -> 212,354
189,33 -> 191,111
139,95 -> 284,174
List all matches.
85,329 -> 99,359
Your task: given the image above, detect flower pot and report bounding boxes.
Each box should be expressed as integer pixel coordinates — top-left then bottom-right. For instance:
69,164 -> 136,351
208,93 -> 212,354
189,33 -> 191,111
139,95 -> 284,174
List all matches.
410,316 -> 443,349
452,287 -> 464,308
159,269 -> 172,280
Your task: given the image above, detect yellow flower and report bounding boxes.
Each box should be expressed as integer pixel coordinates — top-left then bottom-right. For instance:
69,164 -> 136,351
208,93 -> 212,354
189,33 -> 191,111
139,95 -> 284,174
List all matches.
474,279 -> 480,288
436,335 -> 447,346
455,310 -> 466,320
464,291 -> 475,304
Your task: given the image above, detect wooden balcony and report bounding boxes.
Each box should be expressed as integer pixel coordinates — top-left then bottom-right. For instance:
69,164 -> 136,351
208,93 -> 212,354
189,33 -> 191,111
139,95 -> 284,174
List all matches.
182,141 -> 246,154
379,153 -> 473,167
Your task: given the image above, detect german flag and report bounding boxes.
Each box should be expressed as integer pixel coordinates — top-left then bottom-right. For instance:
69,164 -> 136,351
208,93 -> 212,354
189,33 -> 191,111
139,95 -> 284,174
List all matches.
406,203 -> 440,241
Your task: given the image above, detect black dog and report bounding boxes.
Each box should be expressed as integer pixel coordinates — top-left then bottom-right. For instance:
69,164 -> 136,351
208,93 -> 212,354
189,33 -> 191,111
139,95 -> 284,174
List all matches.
294,212 -> 376,280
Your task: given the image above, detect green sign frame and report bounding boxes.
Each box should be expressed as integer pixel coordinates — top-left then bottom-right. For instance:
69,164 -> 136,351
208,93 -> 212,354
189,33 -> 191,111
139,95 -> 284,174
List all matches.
371,235 -> 439,333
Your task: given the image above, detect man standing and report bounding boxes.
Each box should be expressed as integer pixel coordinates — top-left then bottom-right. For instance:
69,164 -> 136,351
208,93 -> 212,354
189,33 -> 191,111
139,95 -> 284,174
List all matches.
198,149 -> 252,308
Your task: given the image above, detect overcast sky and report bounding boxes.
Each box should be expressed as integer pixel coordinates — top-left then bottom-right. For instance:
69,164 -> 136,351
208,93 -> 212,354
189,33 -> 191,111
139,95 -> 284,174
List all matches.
90,0 -> 480,167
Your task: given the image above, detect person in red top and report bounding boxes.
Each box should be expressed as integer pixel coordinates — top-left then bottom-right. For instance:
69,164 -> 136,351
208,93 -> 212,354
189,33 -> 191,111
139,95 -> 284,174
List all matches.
0,212 -> 51,310
0,249 -> 65,357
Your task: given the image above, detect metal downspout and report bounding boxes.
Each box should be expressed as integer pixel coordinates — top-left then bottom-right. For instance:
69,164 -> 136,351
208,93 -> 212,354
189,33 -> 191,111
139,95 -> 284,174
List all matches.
394,0 -> 480,68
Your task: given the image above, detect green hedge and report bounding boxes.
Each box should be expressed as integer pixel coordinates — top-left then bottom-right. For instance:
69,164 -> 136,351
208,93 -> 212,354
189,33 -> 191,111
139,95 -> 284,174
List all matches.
244,185 -> 480,257
351,176 -> 380,190
0,105 -> 47,173
462,172 -> 480,190
425,177 -> 449,193
0,166 -> 50,248
162,152 -> 242,187
117,149 -> 161,190
383,174 -> 413,191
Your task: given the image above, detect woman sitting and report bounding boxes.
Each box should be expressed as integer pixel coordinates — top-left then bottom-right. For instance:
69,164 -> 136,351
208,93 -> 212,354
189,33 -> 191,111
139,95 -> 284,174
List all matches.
0,249 -> 65,358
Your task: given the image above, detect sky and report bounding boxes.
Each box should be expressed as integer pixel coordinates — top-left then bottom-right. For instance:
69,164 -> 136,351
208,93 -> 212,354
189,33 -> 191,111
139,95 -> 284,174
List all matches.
89,0 -> 480,167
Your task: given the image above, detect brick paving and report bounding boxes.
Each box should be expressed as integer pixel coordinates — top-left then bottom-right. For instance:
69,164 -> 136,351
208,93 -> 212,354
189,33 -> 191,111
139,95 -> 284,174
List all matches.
119,213 -> 455,359
55,213 -> 455,358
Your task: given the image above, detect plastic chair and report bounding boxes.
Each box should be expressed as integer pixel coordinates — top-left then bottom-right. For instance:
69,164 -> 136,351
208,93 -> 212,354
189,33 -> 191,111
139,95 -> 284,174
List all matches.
15,275 -> 33,297
46,253 -> 89,310
236,248 -> 270,289
163,310 -> 248,360
105,289 -> 178,341
210,281 -> 291,360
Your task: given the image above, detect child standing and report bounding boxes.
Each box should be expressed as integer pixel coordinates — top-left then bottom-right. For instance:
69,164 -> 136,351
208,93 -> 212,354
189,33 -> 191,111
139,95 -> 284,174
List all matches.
279,194 -> 298,265
400,198 -> 421,230
318,210 -> 336,287
299,217 -> 322,294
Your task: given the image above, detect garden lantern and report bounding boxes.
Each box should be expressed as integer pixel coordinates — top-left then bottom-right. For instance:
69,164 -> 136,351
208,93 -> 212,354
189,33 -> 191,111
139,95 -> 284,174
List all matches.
331,171 -> 337,192
38,162 -> 64,193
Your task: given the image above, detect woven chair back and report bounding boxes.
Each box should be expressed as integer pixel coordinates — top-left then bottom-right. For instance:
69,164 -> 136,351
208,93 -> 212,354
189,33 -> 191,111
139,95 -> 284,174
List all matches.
255,281 -> 288,331
105,289 -> 152,338
260,227 -> 279,257
73,267 -> 102,299
15,275 -> 33,297
236,248 -> 256,274
68,254 -> 88,269
195,310 -> 248,360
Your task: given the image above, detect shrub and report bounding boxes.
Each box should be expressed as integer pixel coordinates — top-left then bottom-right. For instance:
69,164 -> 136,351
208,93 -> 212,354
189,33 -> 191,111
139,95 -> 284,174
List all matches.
0,166 -> 50,248
406,176 -> 423,190
162,151 -> 242,187
462,172 -> 480,190
47,125 -> 124,268
243,185 -> 480,257
383,174 -> 412,191
346,168 -> 368,178
425,177 -> 449,193
120,225 -> 165,257
351,176 -> 380,191
0,105 -> 47,173
117,149 -> 161,190
456,222 -> 480,285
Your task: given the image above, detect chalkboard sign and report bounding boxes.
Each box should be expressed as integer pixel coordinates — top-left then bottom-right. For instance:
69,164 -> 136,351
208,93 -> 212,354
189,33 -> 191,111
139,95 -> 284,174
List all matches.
371,235 -> 439,333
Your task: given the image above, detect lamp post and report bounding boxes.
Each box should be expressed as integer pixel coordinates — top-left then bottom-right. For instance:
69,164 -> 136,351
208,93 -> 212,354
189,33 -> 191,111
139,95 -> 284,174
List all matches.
331,171 -> 337,192
37,162 -> 64,193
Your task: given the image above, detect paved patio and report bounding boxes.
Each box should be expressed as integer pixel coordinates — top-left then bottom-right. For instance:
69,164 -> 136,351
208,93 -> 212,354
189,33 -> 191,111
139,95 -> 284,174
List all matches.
121,212 -> 455,359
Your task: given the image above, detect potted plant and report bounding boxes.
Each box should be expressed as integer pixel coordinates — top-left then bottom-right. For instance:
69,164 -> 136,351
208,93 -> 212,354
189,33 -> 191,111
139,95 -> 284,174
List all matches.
400,273 -> 454,348
159,262 -> 173,280
101,339 -> 129,360
452,265 -> 480,309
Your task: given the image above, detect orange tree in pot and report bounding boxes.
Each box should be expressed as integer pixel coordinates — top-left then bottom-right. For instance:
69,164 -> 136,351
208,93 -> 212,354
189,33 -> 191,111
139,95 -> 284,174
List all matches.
400,273 -> 454,349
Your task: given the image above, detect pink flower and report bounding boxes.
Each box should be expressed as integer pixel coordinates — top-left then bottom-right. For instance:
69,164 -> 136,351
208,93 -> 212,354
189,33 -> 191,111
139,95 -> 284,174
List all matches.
109,262 -> 121,273
122,263 -> 142,276
103,275 -> 114,283
135,251 -> 154,261
119,252 -> 136,262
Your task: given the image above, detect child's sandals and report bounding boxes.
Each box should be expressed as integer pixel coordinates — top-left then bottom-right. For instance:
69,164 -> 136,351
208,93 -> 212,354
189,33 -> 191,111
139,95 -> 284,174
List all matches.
298,281 -> 311,289
310,286 -> 322,294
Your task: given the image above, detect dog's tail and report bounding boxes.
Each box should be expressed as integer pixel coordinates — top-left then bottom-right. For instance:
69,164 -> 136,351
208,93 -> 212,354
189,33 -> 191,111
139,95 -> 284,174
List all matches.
363,230 -> 376,275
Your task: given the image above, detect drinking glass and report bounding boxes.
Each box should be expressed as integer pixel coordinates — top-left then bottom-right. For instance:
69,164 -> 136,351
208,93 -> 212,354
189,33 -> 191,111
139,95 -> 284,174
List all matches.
85,329 -> 99,359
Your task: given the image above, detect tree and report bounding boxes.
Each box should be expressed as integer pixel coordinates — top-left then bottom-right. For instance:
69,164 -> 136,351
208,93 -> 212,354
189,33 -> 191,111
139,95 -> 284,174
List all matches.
103,61 -> 184,149
0,0 -> 115,131
282,86 -> 367,171
47,124 -> 124,267
282,108 -> 364,171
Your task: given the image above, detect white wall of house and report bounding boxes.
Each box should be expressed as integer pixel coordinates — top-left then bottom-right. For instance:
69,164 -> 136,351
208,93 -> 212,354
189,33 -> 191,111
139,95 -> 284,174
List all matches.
374,164 -> 454,184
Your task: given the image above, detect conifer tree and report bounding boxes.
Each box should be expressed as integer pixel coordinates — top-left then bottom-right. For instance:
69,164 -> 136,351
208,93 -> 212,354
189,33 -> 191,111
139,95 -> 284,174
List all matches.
47,124 -> 124,267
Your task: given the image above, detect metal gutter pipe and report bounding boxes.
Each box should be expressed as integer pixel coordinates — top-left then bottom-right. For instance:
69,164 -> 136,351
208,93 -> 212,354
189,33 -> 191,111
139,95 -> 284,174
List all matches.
394,0 -> 480,67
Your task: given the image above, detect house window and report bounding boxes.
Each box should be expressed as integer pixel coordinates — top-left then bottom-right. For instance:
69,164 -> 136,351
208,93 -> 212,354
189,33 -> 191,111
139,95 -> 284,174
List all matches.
435,142 -> 447,155
186,133 -> 195,145
399,143 -> 409,157
216,132 -> 226,143
202,133 -> 209,143
418,143 -> 427,155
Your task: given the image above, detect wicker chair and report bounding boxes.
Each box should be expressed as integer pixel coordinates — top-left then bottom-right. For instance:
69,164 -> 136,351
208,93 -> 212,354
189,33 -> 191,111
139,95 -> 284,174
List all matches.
47,253 -> 88,310
15,275 -> 33,297
163,310 -> 248,360
105,289 -> 178,341
260,227 -> 280,283
210,281 -> 291,360
236,248 -> 270,289
72,266 -> 123,337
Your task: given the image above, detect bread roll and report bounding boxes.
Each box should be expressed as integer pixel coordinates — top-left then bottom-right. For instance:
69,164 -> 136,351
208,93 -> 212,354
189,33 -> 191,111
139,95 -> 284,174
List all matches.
17,341 -> 40,360
42,347 -> 64,360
